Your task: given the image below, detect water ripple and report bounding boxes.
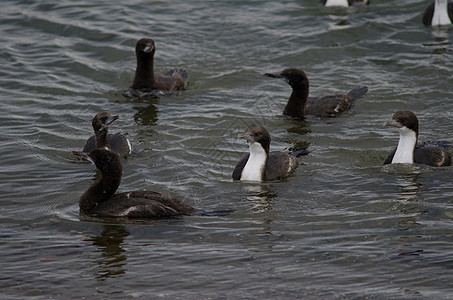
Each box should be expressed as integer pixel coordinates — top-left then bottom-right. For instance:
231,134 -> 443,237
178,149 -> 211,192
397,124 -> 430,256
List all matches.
1,0 -> 453,298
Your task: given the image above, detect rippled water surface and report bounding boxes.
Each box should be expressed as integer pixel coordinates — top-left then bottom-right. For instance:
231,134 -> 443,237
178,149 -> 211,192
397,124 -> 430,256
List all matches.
1,0 -> 453,299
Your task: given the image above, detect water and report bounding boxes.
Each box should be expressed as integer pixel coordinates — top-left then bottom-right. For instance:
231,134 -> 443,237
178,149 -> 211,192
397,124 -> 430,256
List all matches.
1,0 -> 453,298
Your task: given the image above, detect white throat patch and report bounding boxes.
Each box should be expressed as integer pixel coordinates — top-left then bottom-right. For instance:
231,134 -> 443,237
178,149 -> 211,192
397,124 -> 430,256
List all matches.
240,142 -> 267,181
432,0 -> 452,25
325,0 -> 349,7
392,126 -> 417,164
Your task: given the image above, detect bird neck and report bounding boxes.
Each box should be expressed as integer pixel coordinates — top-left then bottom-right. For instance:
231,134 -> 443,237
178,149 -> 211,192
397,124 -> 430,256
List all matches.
325,0 -> 349,7
284,83 -> 309,118
132,54 -> 155,88
392,127 -> 418,164
241,142 -> 269,181
79,165 -> 122,213
432,0 -> 451,25
95,128 -> 110,150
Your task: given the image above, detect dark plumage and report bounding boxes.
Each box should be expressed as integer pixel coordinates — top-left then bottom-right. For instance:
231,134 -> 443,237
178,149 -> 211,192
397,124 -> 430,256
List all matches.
73,149 -> 194,218
82,111 -> 131,158
383,111 -> 451,167
130,38 -> 188,91
232,124 -> 300,182
423,0 -> 453,26
265,68 -> 368,119
320,0 -> 369,6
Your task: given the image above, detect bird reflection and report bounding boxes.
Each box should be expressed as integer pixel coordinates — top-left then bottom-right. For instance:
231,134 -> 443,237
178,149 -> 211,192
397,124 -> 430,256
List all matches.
133,102 -> 159,126
424,27 -> 451,54
88,224 -> 129,280
395,173 -> 421,203
286,121 -> 312,136
285,119 -> 311,155
242,184 -> 278,213
121,88 -> 160,126
327,15 -> 351,28
431,28 -> 451,42
394,172 -> 427,219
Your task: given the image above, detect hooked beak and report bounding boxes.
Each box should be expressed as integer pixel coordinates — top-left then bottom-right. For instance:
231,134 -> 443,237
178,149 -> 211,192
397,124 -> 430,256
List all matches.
237,132 -> 255,144
264,72 -> 284,79
72,151 -> 94,163
105,115 -> 119,126
101,115 -> 119,130
143,44 -> 155,53
265,72 -> 290,85
383,120 -> 403,128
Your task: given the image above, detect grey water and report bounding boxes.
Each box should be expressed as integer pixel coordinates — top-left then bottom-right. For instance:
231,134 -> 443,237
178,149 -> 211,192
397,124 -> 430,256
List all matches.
1,0 -> 453,299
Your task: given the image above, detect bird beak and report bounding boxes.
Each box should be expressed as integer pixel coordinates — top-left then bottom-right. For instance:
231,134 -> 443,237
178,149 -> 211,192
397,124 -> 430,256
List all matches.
264,72 -> 283,79
383,120 -> 402,128
72,151 -> 94,163
264,72 -> 290,84
105,115 -> 119,126
237,132 -> 255,143
143,44 -> 155,53
101,115 -> 119,130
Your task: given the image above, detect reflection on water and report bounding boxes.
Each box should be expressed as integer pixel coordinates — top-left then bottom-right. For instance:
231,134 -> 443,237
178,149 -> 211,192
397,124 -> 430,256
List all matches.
242,184 -> 278,213
394,172 -> 427,218
382,164 -> 428,219
286,122 -> 312,136
87,224 -> 129,280
395,173 -> 421,203
122,89 -> 162,101
430,27 -> 451,41
424,27 -> 451,54
132,102 -> 159,127
383,164 -> 423,200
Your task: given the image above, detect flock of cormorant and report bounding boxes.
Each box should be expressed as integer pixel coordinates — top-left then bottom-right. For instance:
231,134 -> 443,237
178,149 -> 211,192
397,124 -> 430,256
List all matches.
73,0 -> 453,219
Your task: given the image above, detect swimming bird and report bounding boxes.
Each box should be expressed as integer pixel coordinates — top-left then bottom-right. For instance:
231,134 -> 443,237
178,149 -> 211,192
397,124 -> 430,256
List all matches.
83,111 -> 131,158
320,0 -> 369,7
130,38 -> 188,91
265,68 -> 368,119
232,124 -> 301,182
423,0 -> 453,26
73,149 -> 194,218
383,110 -> 451,166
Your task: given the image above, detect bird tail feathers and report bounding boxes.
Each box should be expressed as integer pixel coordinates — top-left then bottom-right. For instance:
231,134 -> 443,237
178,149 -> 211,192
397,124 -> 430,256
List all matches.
165,67 -> 189,81
347,86 -> 368,100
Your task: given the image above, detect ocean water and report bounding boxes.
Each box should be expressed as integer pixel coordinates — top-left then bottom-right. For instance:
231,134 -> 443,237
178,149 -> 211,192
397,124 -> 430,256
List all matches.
1,0 -> 453,299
